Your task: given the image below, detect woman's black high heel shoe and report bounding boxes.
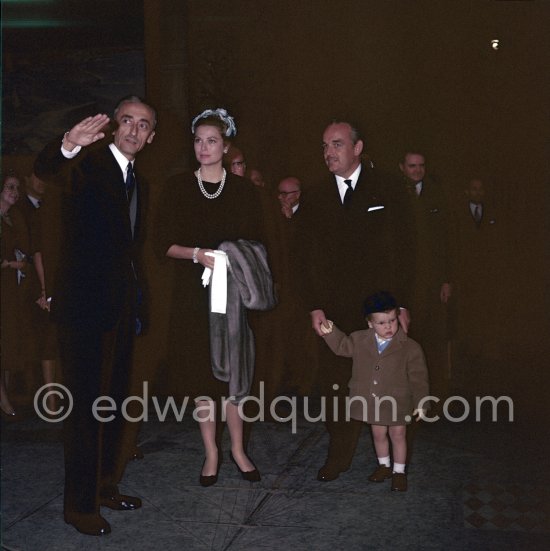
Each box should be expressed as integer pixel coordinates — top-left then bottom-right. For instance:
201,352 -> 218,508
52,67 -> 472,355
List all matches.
230,452 -> 261,482
0,402 -> 16,419
199,457 -> 221,487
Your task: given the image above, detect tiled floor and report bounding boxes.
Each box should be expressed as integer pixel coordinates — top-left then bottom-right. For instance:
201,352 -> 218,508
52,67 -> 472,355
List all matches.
2,401 -> 549,550
463,482 -> 549,532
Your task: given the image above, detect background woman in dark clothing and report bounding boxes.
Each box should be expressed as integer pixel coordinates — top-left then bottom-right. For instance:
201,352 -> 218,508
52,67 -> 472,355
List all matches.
1,173 -> 32,417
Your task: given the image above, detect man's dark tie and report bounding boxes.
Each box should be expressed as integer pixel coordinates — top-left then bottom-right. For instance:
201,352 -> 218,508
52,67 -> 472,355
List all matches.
474,204 -> 482,224
343,179 -> 353,205
126,162 -> 136,202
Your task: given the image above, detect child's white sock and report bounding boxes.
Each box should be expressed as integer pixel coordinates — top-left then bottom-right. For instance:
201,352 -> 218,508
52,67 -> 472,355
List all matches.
393,462 -> 406,474
378,456 -> 391,467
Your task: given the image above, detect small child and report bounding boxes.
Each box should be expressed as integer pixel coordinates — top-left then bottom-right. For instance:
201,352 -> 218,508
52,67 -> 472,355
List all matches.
320,291 -> 429,491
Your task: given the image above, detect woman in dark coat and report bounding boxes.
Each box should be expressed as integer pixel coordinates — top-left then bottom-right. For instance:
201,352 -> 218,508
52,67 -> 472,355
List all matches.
156,108 -> 264,486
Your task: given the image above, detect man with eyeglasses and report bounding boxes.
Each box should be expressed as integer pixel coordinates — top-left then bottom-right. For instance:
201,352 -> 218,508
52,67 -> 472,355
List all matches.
223,145 -> 247,177
399,151 -> 451,404
258,175 -> 318,405
277,176 -> 302,219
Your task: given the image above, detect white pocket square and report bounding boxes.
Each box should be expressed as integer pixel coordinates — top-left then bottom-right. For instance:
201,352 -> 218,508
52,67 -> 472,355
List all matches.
367,205 -> 385,212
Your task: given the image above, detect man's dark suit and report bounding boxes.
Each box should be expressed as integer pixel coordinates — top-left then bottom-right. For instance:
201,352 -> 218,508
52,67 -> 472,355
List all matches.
14,194 -> 40,238
303,164 -> 414,473
405,177 -> 450,398
450,201 -> 502,367
34,140 -> 145,515
258,203 -> 319,400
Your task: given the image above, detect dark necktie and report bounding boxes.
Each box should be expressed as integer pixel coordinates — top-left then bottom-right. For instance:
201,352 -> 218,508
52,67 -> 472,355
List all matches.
126,162 -> 136,202
343,179 -> 353,205
474,204 -> 482,224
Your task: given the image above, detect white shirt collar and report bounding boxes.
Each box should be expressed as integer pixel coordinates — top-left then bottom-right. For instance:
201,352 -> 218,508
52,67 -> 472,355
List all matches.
27,195 -> 41,208
470,201 -> 482,214
335,164 -> 362,203
375,333 -> 392,345
109,143 -> 134,174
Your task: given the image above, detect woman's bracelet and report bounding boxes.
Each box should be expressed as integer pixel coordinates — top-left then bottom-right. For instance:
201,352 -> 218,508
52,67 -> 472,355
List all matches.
192,247 -> 200,263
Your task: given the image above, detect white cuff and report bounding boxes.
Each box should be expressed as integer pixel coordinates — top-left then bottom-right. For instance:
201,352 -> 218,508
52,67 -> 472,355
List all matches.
61,144 -> 81,158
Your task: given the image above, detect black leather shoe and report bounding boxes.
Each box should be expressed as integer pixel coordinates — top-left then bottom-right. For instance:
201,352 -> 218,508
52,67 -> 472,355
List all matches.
317,463 -> 348,482
64,512 -> 111,536
199,457 -> 221,487
100,493 -> 142,510
129,446 -> 144,461
317,465 -> 339,482
230,452 -> 261,482
1,407 -> 16,420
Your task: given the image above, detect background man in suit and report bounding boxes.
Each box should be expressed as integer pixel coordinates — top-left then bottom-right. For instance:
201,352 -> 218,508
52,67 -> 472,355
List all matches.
34,96 -> 156,536
399,151 -> 451,402
277,176 -> 302,219
464,178 -> 489,227
450,178 -> 503,394
21,172 -> 46,210
305,121 -> 414,482
270,176 -> 318,399
223,145 -> 247,177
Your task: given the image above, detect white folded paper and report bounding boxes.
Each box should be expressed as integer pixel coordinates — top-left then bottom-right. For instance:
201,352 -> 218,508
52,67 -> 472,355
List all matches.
202,250 -> 228,314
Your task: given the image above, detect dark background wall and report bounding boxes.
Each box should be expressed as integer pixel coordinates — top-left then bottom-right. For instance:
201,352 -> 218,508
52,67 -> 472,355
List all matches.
3,0 -> 549,412
144,0 -> 549,411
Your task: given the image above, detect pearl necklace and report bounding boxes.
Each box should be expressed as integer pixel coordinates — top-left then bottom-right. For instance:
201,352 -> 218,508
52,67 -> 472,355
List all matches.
196,168 -> 226,199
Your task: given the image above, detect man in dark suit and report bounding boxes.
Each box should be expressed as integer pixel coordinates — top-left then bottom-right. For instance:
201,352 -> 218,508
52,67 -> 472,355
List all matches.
18,171 -> 45,214
450,178 -> 502,392
399,151 -> 451,402
223,145 -> 247,177
277,176 -> 302,219
273,177 -> 319,397
34,96 -> 156,536
305,121 -> 414,481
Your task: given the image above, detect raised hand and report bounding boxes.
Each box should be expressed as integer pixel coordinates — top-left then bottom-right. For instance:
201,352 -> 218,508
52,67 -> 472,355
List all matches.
63,114 -> 110,150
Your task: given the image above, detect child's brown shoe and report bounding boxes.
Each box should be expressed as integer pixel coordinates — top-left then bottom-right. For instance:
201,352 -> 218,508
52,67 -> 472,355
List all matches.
391,472 -> 407,491
368,465 -> 393,482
